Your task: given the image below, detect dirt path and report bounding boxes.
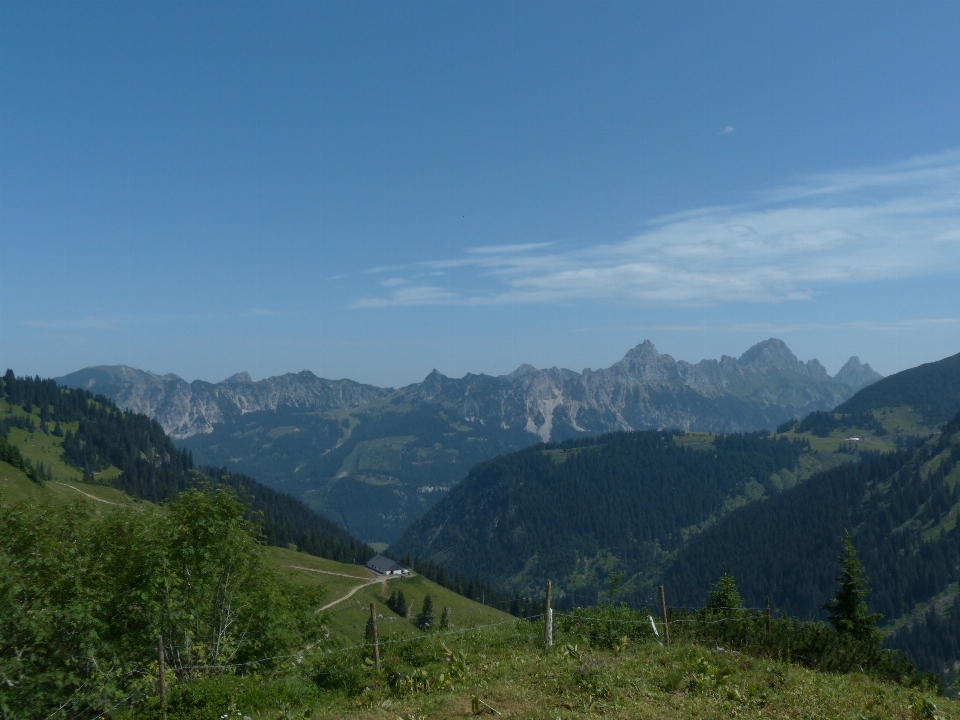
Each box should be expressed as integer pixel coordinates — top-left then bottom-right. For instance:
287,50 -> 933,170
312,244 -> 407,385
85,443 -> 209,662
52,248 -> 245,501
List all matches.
287,565 -> 404,611
317,577 -> 384,611
288,565 -> 374,580
53,482 -> 122,506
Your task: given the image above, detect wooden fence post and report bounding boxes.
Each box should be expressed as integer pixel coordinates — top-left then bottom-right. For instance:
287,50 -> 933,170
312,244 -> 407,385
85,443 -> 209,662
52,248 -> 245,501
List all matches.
544,580 -> 553,651
158,635 -> 167,720
369,602 -> 380,671
765,596 -> 771,635
658,586 -> 670,647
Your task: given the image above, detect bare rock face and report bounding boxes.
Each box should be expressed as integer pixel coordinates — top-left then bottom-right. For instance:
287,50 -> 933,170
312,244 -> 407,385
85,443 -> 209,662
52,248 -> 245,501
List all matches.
56,365 -> 391,439
56,338 -> 880,442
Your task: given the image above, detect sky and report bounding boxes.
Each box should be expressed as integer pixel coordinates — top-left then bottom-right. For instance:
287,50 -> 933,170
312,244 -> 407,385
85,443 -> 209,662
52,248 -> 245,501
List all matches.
2,1 -> 959,387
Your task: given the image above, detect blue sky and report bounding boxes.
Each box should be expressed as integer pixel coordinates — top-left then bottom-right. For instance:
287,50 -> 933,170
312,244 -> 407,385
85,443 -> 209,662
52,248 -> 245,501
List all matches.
2,1 -> 958,387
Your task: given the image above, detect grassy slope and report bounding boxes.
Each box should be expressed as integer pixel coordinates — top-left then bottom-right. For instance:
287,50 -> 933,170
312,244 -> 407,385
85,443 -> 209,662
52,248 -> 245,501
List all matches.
0,438 -> 512,647
0,399 -> 134,507
267,546 -> 513,644
0,461 -> 144,508
308,622 -> 960,719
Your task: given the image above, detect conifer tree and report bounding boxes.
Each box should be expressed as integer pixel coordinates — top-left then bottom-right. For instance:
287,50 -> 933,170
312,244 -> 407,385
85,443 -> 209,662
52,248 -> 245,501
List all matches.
416,594 -> 434,630
705,571 -> 741,616
824,532 -> 882,639
439,606 -> 449,630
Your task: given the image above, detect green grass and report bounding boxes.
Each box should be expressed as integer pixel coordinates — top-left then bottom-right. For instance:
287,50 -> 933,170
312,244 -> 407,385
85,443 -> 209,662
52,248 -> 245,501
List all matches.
673,432 -> 716,450
0,400 -> 125,485
140,620 -> 960,719
0,459 -> 147,509
269,546 -> 514,644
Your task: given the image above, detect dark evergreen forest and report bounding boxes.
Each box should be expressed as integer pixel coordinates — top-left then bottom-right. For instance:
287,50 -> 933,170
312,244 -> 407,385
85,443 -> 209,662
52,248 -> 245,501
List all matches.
392,429 -> 808,596
835,350 -> 960,424
660,411 -> 960,684
887,591 -> 960,686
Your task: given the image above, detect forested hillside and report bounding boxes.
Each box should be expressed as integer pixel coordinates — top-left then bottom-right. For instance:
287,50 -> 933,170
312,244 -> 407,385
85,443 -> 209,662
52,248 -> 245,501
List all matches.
662,423 -> 960,619
391,430 -> 808,598
835,350 -> 960,424
0,371 -> 372,564
660,410 -> 960,684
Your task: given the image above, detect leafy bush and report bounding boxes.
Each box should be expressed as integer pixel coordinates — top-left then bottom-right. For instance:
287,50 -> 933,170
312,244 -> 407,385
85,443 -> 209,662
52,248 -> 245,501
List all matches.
0,486 -> 326,719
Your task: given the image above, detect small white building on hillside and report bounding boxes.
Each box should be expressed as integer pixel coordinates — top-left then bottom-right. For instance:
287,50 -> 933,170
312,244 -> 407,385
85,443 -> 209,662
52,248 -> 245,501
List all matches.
366,555 -> 409,576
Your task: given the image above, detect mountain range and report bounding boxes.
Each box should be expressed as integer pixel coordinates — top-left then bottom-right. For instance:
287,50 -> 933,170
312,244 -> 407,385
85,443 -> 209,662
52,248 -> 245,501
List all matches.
56,338 -> 881,542
389,349 -> 960,680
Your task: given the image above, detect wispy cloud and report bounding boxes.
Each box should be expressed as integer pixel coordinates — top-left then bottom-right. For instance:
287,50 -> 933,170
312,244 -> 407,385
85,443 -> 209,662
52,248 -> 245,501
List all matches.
720,125 -> 734,135
466,242 -> 554,255
350,150 -> 960,309
351,286 -> 460,309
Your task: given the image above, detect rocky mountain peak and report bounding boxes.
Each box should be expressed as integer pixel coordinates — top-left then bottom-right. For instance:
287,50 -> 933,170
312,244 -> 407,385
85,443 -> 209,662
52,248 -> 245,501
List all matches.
834,356 -> 883,391
505,364 -> 538,380
623,339 -> 659,361
222,371 -> 252,385
415,369 -> 448,401
737,338 -> 801,370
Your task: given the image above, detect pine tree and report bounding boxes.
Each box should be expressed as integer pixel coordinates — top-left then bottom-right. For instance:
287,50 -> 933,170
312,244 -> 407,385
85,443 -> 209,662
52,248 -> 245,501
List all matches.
705,571 -> 741,616
439,606 -> 449,630
416,594 -> 434,630
824,532 -> 883,639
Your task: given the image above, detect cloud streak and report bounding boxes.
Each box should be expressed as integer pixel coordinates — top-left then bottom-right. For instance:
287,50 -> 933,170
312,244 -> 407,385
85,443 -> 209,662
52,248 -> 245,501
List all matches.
350,150 -> 960,309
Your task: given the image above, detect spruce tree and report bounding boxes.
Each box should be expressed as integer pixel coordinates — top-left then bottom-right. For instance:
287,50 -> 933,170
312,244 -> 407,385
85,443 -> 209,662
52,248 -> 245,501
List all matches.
439,606 -> 449,630
824,532 -> 882,639
705,571 -> 741,616
416,594 -> 434,630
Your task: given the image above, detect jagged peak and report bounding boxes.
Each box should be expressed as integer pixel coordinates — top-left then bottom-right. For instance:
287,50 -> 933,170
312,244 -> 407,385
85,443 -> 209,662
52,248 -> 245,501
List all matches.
834,355 -> 883,390
221,371 -> 252,385
737,338 -> 800,368
621,339 -> 660,362
505,364 -> 539,380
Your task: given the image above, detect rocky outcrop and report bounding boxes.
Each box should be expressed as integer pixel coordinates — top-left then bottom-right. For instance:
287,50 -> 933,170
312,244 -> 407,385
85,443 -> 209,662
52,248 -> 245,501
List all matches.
56,365 -> 391,439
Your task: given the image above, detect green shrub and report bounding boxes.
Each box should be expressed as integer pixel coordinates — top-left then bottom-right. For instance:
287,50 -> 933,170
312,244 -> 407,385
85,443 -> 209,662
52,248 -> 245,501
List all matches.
555,604 -> 656,650
0,486 -> 327,719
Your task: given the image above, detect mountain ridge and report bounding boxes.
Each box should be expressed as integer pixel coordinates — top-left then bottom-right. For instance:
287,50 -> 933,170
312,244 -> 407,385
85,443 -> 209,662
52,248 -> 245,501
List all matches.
55,339 -> 882,542
57,338 -> 881,442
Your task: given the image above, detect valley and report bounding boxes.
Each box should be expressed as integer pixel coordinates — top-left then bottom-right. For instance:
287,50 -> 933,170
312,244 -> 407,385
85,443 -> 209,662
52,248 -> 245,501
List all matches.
57,338 -> 882,543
